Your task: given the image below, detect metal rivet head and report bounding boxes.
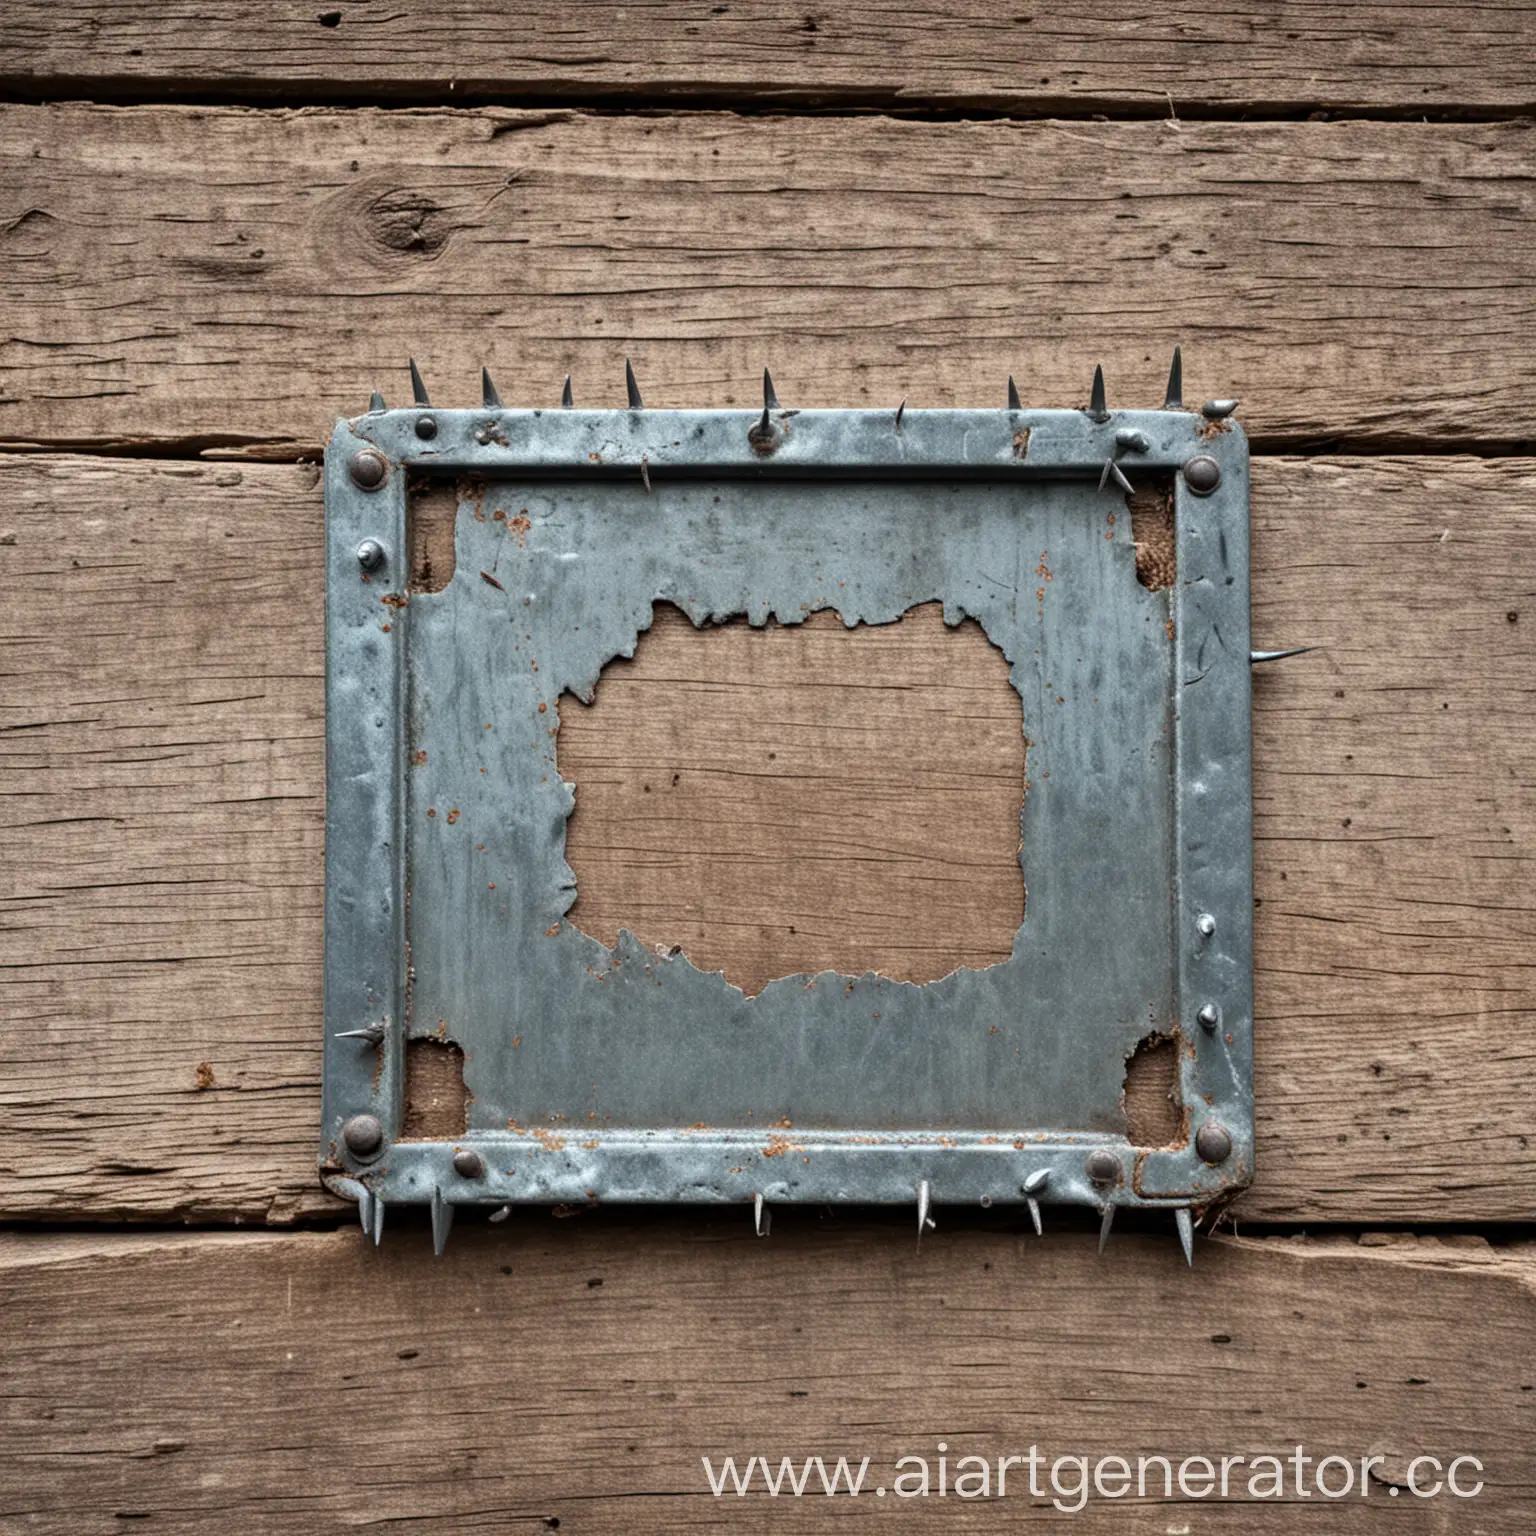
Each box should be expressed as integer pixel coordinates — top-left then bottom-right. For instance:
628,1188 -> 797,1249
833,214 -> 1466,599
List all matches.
1197,1002 -> 1220,1031
1196,1122 -> 1233,1164
356,539 -> 385,571
452,1149 -> 485,1180
1086,1150 -> 1122,1186
342,1113 -> 384,1158
1183,455 -> 1222,496
348,450 -> 388,490
415,415 -> 438,440
1195,912 -> 1217,938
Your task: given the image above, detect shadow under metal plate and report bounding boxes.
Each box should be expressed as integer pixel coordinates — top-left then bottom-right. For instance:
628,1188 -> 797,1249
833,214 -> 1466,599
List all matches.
321,358 -> 1260,1263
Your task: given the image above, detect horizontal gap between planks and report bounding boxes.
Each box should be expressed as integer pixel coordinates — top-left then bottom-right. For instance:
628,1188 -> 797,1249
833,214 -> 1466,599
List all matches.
0,82 -> 1533,123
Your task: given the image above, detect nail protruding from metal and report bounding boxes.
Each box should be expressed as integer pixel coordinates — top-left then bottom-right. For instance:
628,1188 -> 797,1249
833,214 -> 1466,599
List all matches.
1175,1206 -> 1195,1267
1196,1122 -> 1234,1165
357,1186 -> 374,1237
431,1185 -> 453,1256
625,358 -> 644,410
489,1204 -> 511,1223
1183,454 -> 1222,496
1086,1149 -> 1122,1187
916,1179 -> 935,1245
1022,1168 -> 1049,1236
368,390 -> 386,413
1197,1002 -> 1220,1031
453,1148 -> 485,1180
1202,399 -> 1239,419
1251,647 -> 1313,664
561,375 -> 573,410
371,1192 -> 386,1246
1099,459 -> 1135,494
1164,345 -> 1183,410
336,1020 -> 386,1044
342,1113 -> 384,1158
894,399 -> 906,430
348,450 -> 388,491
409,358 -> 430,406
1087,363 -> 1109,422
355,539 -> 386,573
481,366 -> 502,409
1098,1204 -> 1115,1254
754,1191 -> 770,1237
1195,912 -> 1217,938
763,368 -> 779,412
1007,375 -> 1021,411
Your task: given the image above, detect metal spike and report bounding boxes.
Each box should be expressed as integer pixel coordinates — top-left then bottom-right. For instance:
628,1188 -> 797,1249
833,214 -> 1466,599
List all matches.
369,390 -> 386,413
561,375 -> 573,410
481,366 -> 502,409
357,1186 -> 374,1236
754,1192 -> 770,1237
1175,1206 -> 1195,1267
1007,375 -> 1021,411
371,1192 -> 386,1246
1202,399 -> 1239,419
894,398 -> 906,430
1098,459 -> 1135,495
1098,1203 -> 1115,1255
335,1021 -> 385,1046
1163,345 -> 1183,410
1251,646 -> 1313,664
625,359 -> 644,410
763,368 -> 779,412
431,1185 -> 453,1257
489,1204 -> 511,1223
408,359 -> 430,406
916,1179 -> 935,1245
1088,364 -> 1108,422
757,402 -> 773,437
1022,1170 -> 1049,1236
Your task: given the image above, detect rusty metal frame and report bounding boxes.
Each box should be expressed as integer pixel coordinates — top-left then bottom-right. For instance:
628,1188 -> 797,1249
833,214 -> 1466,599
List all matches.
321,362 -> 1255,1261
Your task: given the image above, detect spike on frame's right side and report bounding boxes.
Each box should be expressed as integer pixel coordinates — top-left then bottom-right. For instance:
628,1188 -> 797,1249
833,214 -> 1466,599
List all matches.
1163,345 -> 1183,410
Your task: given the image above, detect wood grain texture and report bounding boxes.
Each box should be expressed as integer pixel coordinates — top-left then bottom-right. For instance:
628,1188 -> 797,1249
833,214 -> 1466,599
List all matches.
2,1 -> 1535,114
2,452 -> 1532,1223
1,105 -> 1532,455
561,604 -> 1027,995
0,1224 -> 1532,1532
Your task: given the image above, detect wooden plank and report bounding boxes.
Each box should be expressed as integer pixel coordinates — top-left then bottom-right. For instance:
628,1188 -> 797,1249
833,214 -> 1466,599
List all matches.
0,1224 -> 1531,1531
2,1 -> 1535,115
0,105 -> 1532,455
2,452 -> 1532,1224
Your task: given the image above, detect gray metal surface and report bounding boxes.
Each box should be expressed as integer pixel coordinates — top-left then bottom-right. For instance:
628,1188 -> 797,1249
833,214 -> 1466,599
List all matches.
322,363 -> 1256,1254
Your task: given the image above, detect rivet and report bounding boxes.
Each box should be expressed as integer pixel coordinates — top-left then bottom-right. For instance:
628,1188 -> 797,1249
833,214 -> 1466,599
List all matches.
1086,1150 -> 1121,1186
452,1148 -> 485,1179
1197,1002 -> 1220,1031
348,450 -> 388,490
342,1113 -> 384,1158
356,539 -> 385,571
415,414 -> 438,440
1183,454 -> 1221,496
1195,912 -> 1217,938
1196,1122 -> 1233,1164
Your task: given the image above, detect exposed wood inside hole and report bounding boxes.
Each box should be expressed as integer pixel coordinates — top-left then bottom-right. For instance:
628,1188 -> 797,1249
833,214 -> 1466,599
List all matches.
1123,1032 -> 1185,1148
407,475 -> 459,594
400,1038 -> 469,1139
1127,474 -> 1176,590
557,602 -> 1026,996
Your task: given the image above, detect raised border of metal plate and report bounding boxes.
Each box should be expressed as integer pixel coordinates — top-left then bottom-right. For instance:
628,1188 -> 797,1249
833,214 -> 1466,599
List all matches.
321,353 -> 1293,1264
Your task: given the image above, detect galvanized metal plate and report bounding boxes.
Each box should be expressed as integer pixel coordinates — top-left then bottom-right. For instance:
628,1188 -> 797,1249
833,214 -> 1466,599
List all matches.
322,361 -> 1256,1259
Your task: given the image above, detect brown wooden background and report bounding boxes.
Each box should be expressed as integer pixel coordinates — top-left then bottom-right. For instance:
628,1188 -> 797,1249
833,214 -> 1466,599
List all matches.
1,5 -> 1534,1530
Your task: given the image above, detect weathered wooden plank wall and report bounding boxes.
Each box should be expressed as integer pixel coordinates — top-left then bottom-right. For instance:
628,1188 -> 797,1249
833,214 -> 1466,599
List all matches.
1,7 -> 1533,1531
